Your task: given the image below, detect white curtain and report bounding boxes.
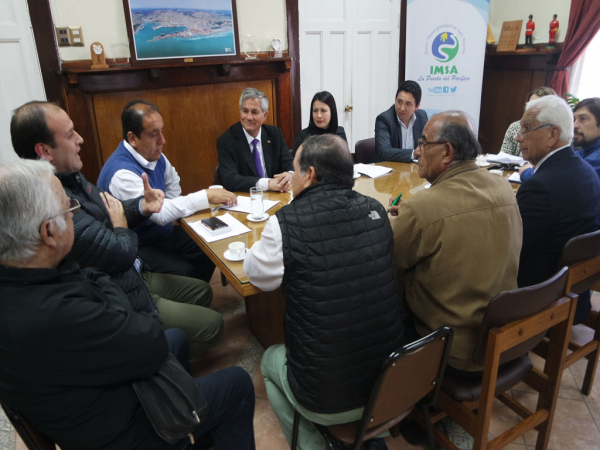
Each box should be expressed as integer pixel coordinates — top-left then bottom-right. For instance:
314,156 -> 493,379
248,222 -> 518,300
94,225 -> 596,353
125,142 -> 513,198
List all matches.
569,31 -> 600,99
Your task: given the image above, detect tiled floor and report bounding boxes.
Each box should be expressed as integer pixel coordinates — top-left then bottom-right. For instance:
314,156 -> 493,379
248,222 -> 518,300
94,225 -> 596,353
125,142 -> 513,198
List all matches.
4,282 -> 600,449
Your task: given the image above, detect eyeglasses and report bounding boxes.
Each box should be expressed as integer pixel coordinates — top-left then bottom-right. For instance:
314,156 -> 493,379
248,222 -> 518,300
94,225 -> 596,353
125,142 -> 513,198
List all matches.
417,139 -> 447,149
515,124 -> 556,140
47,198 -> 81,221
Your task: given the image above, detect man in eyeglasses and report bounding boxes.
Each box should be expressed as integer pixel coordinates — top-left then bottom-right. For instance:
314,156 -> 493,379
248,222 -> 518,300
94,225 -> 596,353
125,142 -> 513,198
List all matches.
11,101 -> 224,359
515,95 -> 600,324
388,111 -> 522,375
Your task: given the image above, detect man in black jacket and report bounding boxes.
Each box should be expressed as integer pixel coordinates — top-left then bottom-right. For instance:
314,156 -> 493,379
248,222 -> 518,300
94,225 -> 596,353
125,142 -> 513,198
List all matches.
0,159 -> 255,450
245,135 -> 403,450
217,87 -> 294,192
11,101 -> 223,358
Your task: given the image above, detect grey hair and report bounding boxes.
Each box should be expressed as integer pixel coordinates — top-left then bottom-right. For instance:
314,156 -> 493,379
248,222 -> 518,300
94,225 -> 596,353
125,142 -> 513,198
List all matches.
526,95 -> 574,143
239,88 -> 269,112
434,111 -> 480,161
298,134 -> 354,185
0,159 -> 65,263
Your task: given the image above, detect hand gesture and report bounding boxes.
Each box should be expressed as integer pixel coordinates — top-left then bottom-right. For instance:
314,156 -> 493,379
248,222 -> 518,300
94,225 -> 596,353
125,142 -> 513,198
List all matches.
101,192 -> 128,228
206,188 -> 237,207
140,172 -> 165,215
387,197 -> 403,217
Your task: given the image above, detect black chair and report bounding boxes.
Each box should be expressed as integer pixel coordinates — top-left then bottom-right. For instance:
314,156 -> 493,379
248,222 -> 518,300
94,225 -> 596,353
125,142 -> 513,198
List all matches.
354,138 -> 376,164
214,165 -> 222,185
1,403 -> 55,450
291,327 -> 453,450
428,267 -> 577,450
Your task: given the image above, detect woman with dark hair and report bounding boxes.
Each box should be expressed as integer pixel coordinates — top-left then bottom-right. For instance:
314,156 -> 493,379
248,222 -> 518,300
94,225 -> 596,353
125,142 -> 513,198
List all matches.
292,91 -> 347,155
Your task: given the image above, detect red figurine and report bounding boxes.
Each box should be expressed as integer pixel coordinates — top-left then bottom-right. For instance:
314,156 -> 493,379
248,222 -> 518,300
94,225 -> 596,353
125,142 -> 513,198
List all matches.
549,14 -> 559,48
525,14 -> 535,48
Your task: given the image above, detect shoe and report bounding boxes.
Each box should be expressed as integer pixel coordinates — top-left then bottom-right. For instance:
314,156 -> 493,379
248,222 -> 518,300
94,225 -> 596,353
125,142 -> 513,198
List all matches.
364,437 -> 388,450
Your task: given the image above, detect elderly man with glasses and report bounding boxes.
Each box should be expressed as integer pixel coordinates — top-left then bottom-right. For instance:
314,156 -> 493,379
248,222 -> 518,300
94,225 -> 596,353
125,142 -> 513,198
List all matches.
388,111 -> 522,377
515,95 -> 600,325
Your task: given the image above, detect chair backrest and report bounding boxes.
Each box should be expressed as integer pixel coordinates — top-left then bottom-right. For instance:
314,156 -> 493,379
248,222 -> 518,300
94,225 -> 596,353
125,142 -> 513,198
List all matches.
354,138 -> 376,164
353,327 -> 453,441
214,165 -> 222,185
471,267 -> 569,367
1,404 -> 55,450
557,229 -> 600,294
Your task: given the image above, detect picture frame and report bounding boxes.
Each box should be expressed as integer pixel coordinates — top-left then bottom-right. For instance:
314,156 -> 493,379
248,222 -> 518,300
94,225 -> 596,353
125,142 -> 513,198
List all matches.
122,0 -> 240,65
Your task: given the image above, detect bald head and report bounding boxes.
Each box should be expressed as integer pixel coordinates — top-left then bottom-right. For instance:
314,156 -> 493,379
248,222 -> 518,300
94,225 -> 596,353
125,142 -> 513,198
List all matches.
11,101 -> 62,160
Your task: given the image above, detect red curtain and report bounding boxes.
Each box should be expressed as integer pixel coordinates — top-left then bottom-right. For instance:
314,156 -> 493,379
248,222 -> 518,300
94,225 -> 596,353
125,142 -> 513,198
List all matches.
550,0 -> 600,96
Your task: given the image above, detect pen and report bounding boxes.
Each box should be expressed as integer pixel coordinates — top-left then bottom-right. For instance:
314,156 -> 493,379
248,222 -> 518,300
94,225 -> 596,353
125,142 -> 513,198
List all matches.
387,192 -> 402,214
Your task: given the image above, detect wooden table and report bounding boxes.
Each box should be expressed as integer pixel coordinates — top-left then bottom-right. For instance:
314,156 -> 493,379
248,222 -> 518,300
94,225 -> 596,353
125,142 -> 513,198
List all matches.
181,162 -> 519,348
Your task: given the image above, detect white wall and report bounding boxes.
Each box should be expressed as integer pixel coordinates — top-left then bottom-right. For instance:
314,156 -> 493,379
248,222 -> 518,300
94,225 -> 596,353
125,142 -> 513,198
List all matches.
488,0 -> 571,46
50,0 -> 288,61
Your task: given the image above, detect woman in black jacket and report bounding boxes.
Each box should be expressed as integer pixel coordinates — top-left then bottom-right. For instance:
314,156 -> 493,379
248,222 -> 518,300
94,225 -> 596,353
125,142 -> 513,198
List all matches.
292,91 -> 347,155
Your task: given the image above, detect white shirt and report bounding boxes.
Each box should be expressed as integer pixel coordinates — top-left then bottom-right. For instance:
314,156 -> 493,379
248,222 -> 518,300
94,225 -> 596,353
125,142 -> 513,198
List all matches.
397,113 -> 417,159
108,141 -> 209,226
243,215 -> 284,291
534,144 -> 570,173
242,127 -> 270,191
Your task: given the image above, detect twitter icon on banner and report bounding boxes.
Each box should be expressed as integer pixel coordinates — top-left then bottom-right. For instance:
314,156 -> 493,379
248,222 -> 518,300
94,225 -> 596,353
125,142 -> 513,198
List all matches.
451,86 -> 458,93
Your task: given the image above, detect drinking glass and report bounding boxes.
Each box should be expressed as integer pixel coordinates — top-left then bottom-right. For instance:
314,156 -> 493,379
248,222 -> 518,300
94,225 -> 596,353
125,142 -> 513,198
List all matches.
250,187 -> 264,220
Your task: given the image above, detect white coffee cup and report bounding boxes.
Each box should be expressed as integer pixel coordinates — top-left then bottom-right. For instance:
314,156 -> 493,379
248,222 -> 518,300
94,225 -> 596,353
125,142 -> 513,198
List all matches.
208,185 -> 223,189
229,241 -> 246,259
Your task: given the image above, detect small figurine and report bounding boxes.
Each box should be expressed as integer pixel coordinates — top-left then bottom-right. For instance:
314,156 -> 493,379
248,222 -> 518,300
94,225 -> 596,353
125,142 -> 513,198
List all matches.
525,14 -> 535,48
548,14 -> 559,49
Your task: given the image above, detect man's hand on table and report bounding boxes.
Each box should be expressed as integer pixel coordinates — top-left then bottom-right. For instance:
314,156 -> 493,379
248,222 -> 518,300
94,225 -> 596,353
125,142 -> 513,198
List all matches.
140,172 -> 165,215
519,162 -> 534,174
388,197 -> 404,217
207,188 -> 238,207
271,172 -> 292,192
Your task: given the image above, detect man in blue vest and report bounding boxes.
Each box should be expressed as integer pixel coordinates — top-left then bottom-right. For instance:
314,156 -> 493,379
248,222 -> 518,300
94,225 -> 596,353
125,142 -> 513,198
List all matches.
98,100 -> 237,282
11,101 -> 225,358
245,134 -> 403,450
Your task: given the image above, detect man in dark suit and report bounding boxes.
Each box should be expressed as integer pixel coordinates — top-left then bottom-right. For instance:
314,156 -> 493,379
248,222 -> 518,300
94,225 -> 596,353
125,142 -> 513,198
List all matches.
374,80 -> 428,163
217,88 -> 294,192
516,95 -> 600,325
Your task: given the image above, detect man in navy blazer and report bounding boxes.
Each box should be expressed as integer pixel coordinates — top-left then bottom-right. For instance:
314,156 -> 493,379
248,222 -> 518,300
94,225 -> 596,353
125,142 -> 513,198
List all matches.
374,80 -> 429,163
516,95 -> 600,325
217,88 -> 294,192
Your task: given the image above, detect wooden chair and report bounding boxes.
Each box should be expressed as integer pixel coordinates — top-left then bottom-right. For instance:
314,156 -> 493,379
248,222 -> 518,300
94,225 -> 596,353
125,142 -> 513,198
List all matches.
535,230 -> 600,395
291,327 -> 453,450
354,138 -> 376,164
425,267 -> 577,450
1,403 -> 55,450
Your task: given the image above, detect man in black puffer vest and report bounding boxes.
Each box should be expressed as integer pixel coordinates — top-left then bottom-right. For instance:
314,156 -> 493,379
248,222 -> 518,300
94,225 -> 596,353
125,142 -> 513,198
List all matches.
245,134 -> 403,450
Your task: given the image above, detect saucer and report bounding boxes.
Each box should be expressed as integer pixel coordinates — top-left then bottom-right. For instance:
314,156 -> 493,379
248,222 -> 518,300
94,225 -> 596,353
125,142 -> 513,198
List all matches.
247,213 -> 269,222
224,249 -> 247,262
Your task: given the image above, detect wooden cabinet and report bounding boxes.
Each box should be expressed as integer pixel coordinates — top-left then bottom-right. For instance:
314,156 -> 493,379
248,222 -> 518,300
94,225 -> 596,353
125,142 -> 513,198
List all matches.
60,58 -> 294,194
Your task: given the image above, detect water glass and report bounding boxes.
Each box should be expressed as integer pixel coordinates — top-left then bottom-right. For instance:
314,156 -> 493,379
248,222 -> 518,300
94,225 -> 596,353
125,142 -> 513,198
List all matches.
250,187 -> 264,220
208,185 -> 223,214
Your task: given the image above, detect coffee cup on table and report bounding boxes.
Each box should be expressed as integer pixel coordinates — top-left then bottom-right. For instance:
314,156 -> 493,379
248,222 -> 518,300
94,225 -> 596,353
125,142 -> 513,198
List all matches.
229,241 -> 246,259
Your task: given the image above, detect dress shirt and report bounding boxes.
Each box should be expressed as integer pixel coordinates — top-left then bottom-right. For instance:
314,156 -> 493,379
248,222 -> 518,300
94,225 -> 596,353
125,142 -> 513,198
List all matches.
242,127 -> 270,191
109,141 -> 209,226
243,215 -> 284,291
534,144 -> 570,173
397,113 -> 416,159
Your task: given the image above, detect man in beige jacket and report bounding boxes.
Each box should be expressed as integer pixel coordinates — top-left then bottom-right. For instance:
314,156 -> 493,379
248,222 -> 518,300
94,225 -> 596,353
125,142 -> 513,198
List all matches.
389,111 -> 522,374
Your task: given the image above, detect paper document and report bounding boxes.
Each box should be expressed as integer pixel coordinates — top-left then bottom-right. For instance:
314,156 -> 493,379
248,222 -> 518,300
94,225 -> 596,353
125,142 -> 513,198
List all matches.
221,196 -> 280,214
188,213 -> 251,243
507,172 -> 522,184
486,152 -> 526,166
354,164 -> 393,178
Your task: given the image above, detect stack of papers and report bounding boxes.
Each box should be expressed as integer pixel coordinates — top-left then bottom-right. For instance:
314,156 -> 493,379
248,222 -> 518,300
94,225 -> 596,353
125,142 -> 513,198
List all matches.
221,196 -> 280,214
354,164 -> 393,178
486,152 -> 526,166
188,213 -> 251,243
507,172 -> 522,184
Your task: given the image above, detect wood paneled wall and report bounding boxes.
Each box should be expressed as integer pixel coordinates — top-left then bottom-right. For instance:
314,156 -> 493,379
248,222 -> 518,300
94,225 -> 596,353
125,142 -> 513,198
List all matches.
60,59 -> 293,194
478,48 -> 561,154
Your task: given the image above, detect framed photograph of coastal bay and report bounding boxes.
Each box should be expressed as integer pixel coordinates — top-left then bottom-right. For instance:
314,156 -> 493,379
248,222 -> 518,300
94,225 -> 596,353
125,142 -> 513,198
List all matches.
123,0 -> 240,65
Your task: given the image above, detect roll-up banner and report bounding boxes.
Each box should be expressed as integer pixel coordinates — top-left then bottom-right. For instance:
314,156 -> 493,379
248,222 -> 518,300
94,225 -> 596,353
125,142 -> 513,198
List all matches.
405,0 -> 490,131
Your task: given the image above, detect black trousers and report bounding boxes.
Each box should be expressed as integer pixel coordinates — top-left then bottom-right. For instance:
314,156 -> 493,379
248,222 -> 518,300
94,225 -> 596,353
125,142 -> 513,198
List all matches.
139,226 -> 216,283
